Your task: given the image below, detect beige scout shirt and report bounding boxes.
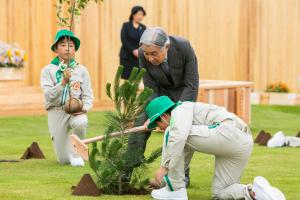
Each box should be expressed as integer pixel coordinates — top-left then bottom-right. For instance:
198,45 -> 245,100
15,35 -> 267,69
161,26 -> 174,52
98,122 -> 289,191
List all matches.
40,63 -> 94,111
161,101 -> 249,169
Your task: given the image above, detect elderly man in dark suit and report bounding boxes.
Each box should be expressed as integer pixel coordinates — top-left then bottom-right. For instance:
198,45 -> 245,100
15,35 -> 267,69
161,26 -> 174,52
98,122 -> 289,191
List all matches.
124,27 -> 199,186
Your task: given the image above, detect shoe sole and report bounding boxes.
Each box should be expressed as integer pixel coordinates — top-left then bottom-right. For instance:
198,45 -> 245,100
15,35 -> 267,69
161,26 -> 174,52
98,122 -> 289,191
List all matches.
151,194 -> 188,200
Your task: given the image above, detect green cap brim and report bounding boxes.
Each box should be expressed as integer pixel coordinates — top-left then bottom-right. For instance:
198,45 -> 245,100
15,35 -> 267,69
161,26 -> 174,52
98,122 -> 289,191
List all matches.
146,102 -> 179,129
147,113 -> 162,129
51,35 -> 80,52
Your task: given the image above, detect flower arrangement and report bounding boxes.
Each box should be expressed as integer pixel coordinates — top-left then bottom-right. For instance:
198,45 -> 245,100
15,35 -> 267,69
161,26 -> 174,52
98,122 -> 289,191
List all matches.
0,41 -> 27,68
266,82 -> 289,93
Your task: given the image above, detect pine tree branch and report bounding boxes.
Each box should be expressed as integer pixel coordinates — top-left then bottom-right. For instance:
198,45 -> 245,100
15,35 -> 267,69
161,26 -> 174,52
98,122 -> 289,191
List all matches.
88,66 -> 158,194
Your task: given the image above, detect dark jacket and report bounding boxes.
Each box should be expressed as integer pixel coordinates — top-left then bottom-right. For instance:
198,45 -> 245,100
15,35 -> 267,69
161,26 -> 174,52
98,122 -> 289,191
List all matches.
139,36 -> 199,102
119,22 -> 146,60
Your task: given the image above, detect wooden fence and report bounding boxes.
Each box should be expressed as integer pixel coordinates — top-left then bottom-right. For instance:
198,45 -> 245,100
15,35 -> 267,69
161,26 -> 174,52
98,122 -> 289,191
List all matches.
1,0 -> 300,100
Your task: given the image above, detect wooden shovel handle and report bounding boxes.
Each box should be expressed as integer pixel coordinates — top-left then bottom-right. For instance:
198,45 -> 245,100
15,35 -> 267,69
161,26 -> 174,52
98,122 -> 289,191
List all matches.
82,126 -> 148,144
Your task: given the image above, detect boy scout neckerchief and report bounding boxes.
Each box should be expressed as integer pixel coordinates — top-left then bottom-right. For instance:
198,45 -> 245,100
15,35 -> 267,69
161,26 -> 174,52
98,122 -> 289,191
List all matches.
51,57 -> 77,105
51,57 -> 77,82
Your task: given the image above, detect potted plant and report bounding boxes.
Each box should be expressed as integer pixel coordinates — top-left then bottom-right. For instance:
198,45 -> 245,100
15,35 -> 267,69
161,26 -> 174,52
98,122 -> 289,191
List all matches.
0,41 -> 26,80
261,82 -> 296,105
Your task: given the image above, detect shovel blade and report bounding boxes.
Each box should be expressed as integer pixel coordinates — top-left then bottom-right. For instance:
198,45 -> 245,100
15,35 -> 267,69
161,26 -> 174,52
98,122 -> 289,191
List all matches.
70,134 -> 89,161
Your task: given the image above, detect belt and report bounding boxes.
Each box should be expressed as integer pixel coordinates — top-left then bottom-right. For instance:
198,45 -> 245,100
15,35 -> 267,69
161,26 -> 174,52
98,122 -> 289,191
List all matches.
211,119 -> 251,134
221,119 -> 234,125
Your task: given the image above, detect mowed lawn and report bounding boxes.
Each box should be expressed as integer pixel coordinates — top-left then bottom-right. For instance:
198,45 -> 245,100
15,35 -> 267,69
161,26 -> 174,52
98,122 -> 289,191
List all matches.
0,105 -> 299,200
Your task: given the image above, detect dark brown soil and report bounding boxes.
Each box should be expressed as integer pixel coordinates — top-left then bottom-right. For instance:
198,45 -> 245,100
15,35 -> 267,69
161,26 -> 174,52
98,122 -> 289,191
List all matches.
99,185 -> 151,195
21,142 -> 45,159
0,160 -> 21,162
116,187 -> 150,195
71,174 -> 101,196
259,132 -> 272,145
254,130 -> 266,143
71,174 -> 151,196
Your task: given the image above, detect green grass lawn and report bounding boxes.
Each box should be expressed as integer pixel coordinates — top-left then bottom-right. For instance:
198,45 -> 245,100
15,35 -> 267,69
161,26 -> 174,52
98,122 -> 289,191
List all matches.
0,105 -> 299,200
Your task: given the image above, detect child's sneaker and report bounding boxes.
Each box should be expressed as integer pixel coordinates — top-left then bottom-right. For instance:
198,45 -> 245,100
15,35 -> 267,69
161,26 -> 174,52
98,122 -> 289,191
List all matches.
151,186 -> 188,200
69,154 -> 85,167
252,176 -> 286,200
267,131 -> 285,148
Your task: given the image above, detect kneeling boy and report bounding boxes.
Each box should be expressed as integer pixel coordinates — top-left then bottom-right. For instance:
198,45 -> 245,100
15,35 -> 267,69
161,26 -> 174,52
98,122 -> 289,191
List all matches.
41,30 -> 93,166
146,96 -> 285,200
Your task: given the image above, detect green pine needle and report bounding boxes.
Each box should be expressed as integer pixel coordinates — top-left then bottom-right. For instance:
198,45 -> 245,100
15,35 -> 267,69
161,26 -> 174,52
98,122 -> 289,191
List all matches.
89,65 -> 156,194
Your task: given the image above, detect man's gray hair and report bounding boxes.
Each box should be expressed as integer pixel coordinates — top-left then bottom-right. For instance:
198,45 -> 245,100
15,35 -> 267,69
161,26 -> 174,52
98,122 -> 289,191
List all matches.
140,27 -> 170,48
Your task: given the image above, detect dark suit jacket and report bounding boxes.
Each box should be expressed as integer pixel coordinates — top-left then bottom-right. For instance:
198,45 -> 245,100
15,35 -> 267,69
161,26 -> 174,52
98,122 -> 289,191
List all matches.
139,36 -> 199,102
119,21 -> 146,60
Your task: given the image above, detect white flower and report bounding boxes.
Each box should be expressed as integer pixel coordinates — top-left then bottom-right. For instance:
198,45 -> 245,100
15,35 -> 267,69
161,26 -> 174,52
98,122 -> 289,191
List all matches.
0,40 -> 26,67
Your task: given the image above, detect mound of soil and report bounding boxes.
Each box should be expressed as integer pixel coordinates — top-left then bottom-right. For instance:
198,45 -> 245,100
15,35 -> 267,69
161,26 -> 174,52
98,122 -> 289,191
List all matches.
259,132 -> 272,146
21,142 -> 45,159
71,174 -> 101,196
254,130 -> 266,143
72,174 -> 151,196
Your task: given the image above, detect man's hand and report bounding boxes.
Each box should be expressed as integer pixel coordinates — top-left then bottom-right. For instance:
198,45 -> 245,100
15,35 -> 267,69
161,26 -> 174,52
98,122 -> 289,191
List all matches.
154,166 -> 169,186
133,49 -> 139,58
62,68 -> 72,85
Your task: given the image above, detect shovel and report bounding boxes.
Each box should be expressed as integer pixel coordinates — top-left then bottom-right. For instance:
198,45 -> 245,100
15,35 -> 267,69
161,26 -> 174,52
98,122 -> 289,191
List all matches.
70,125 -> 148,161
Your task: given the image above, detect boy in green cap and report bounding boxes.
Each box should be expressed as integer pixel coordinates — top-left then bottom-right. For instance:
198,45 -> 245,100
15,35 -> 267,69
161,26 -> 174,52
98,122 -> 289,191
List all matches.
146,96 -> 285,200
41,29 -> 93,166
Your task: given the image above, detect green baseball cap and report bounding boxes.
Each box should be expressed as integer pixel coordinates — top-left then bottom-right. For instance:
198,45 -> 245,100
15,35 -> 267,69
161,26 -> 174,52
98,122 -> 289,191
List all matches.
146,96 -> 176,129
51,29 -> 80,52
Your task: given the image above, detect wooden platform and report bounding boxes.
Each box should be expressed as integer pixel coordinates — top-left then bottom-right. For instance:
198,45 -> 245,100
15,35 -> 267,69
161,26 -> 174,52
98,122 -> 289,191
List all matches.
0,80 -> 252,124
0,86 -> 43,116
0,86 -> 113,116
197,80 -> 253,124
139,80 -> 253,124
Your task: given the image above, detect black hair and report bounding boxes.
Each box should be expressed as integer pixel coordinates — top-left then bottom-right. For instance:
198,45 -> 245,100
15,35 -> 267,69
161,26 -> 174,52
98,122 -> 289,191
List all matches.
54,36 -> 76,49
155,106 -> 174,123
129,6 -> 146,21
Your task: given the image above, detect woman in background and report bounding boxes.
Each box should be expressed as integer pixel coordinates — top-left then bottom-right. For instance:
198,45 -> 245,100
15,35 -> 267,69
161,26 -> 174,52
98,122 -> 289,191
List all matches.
119,6 -> 146,79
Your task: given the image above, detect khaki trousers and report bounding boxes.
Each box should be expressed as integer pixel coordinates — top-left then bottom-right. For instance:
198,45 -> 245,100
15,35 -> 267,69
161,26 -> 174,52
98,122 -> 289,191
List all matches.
165,121 -> 253,200
47,108 -> 88,164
